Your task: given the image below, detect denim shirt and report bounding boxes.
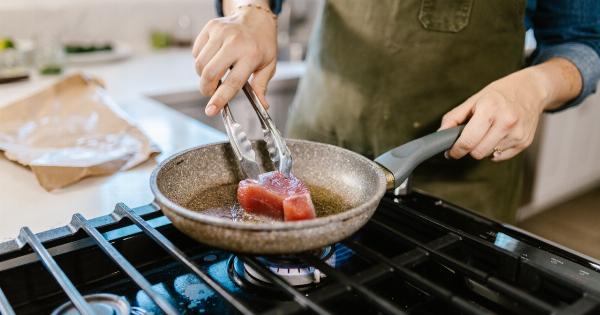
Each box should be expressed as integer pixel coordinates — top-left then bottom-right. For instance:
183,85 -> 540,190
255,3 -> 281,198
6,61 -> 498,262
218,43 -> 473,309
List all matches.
526,0 -> 600,111
217,0 -> 600,111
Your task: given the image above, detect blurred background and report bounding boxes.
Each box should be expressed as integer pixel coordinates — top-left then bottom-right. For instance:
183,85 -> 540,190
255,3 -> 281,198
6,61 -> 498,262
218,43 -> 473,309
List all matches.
0,0 -> 599,258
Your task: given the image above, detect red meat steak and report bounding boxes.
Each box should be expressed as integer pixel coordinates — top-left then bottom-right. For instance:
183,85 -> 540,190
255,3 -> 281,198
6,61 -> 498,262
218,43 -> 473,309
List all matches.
237,180 -> 284,219
283,193 -> 316,221
237,171 -> 316,221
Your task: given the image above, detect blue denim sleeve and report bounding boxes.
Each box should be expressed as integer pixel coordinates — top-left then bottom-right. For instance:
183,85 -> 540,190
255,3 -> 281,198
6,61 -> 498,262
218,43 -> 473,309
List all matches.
215,0 -> 283,17
530,0 -> 600,112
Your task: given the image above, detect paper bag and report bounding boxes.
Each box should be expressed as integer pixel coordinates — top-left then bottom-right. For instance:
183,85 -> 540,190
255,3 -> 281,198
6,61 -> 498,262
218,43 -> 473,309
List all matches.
0,73 -> 160,190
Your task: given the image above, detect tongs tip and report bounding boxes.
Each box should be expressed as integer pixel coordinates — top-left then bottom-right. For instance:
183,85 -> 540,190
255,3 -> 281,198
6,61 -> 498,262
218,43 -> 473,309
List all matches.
221,81 -> 293,179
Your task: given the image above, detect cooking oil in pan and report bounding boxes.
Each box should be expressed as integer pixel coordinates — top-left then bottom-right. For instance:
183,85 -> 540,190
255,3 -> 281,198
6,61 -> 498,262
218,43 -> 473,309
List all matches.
185,183 -> 350,223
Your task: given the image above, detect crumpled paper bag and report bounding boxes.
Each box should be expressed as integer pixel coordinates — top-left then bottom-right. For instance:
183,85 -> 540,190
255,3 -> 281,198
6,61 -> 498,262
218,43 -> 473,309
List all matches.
0,73 -> 160,190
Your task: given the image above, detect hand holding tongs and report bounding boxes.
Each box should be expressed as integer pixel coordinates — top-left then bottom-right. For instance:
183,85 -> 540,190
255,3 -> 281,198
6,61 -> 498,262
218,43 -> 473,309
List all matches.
221,81 -> 292,180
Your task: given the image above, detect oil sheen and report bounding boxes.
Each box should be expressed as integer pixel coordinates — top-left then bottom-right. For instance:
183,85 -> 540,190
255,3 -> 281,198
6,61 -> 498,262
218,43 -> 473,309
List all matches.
185,183 -> 350,223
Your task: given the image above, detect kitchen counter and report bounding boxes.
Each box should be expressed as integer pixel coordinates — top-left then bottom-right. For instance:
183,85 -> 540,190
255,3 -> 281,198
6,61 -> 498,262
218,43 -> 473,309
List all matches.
0,49 -> 305,241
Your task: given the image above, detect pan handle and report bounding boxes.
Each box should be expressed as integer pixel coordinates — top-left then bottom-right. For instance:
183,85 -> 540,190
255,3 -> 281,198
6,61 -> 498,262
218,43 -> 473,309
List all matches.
374,125 -> 465,189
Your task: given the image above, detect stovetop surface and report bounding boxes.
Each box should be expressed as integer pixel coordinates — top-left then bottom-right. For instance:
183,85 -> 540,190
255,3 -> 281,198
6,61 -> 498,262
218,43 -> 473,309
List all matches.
0,191 -> 599,315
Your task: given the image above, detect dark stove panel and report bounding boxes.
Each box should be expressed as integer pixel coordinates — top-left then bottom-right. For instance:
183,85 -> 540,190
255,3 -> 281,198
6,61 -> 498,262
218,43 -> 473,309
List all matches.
0,193 -> 598,315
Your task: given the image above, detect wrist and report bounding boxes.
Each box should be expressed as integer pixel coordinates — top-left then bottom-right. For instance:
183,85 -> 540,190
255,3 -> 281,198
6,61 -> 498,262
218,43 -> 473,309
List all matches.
530,58 -> 583,111
521,66 -> 554,113
231,3 -> 277,30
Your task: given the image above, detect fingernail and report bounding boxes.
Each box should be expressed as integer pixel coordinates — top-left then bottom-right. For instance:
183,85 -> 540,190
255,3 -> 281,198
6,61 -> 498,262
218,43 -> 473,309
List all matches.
205,104 -> 217,116
444,151 -> 450,159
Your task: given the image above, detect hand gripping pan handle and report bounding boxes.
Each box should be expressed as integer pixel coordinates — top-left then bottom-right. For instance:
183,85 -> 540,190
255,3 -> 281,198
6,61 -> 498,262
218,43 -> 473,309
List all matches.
375,125 -> 465,189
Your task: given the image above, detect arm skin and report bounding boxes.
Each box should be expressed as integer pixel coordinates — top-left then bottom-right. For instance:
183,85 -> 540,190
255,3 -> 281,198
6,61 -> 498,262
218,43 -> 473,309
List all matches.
439,57 -> 582,161
193,0 -> 278,116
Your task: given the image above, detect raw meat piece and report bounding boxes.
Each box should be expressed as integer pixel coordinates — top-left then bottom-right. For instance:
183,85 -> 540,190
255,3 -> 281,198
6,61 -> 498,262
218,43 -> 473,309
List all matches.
237,171 -> 316,221
283,193 -> 317,221
237,179 -> 284,219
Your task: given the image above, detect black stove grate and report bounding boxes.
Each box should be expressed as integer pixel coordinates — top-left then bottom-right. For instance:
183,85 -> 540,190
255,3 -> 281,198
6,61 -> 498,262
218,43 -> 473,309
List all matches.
0,194 -> 599,315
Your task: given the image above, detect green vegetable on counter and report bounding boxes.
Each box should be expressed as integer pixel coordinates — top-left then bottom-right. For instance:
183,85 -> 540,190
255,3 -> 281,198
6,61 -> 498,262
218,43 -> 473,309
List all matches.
150,31 -> 172,49
39,64 -> 62,75
64,43 -> 113,54
0,38 -> 15,51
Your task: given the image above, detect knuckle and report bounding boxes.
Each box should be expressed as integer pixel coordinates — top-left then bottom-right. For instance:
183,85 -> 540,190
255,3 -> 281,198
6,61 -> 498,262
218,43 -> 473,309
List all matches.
195,58 -> 206,74
225,27 -> 243,39
525,137 -> 534,147
475,99 -> 495,112
198,84 -> 211,96
503,113 -> 519,127
245,44 -> 260,59
198,80 -> 213,96
225,76 -> 244,90
210,92 -> 227,106
449,148 -> 463,159
441,114 -> 453,123
509,128 -> 525,142
457,139 -> 475,151
201,66 -> 217,81
206,19 -> 218,28
470,149 -> 487,160
246,49 -> 260,61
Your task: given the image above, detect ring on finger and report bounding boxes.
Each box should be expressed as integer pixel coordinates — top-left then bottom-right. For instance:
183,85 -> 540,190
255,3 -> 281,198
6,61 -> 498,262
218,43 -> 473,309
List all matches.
492,146 -> 504,157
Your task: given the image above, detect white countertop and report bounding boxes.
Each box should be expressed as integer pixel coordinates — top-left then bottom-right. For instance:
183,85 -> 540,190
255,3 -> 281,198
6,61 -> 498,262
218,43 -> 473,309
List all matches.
0,49 -> 304,241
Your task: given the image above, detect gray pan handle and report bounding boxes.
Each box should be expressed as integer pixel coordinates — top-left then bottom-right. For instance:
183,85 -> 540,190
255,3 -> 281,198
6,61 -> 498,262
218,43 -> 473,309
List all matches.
374,125 -> 464,189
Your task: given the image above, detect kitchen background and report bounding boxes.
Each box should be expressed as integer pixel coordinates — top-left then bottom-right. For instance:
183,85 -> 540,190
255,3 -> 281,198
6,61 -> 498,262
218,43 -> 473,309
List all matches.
1,0 -> 599,258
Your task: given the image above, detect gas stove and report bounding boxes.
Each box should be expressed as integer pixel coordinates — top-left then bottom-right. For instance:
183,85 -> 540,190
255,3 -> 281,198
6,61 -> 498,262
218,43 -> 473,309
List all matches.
0,191 -> 599,315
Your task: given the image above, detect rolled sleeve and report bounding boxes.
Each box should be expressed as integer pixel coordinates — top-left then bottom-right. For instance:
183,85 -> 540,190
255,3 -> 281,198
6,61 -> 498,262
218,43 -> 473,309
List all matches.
216,0 -> 283,17
532,43 -> 600,112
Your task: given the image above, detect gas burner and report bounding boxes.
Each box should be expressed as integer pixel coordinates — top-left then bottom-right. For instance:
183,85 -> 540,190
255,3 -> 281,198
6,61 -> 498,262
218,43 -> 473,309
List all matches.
229,246 -> 336,290
51,293 -> 138,315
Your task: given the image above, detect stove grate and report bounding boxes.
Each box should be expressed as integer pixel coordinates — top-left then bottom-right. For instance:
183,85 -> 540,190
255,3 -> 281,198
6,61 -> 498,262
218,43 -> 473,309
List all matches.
18,227 -> 95,315
0,287 -> 14,315
0,196 -> 599,315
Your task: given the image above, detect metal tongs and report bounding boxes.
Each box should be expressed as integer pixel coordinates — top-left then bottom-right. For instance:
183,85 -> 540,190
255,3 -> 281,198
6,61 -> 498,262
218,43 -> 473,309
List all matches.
221,81 -> 292,180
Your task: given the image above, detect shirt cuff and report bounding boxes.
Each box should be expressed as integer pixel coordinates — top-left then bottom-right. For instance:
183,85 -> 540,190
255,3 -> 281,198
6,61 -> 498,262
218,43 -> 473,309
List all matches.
215,0 -> 283,17
531,43 -> 600,113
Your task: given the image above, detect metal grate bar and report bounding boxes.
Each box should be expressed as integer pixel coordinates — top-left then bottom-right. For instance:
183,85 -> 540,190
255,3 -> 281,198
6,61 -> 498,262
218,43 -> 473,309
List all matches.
113,203 -> 255,315
260,235 -> 460,315
369,218 -> 557,314
239,256 -> 333,315
18,227 -> 95,315
345,240 -> 492,315
70,214 -> 179,315
301,255 -> 408,315
554,294 -> 600,315
0,287 -> 15,315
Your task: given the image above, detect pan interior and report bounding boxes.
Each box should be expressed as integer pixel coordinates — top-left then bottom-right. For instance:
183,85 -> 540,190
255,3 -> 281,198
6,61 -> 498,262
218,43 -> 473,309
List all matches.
153,140 -> 385,226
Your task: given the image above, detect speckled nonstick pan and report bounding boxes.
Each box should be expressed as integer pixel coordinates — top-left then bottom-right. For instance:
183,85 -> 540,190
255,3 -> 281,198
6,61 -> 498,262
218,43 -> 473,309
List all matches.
150,126 -> 463,254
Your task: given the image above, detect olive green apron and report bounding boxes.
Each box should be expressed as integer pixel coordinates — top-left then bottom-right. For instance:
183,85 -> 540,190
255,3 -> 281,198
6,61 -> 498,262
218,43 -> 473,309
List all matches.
287,0 -> 526,223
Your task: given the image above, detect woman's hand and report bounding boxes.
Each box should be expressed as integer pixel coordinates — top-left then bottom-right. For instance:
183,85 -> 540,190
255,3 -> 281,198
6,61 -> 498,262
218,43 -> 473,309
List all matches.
439,58 -> 582,161
193,3 -> 277,116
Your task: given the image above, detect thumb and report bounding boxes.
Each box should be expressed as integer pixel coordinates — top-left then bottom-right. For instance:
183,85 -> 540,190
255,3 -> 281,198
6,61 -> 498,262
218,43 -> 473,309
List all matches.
250,61 -> 276,109
438,97 -> 477,131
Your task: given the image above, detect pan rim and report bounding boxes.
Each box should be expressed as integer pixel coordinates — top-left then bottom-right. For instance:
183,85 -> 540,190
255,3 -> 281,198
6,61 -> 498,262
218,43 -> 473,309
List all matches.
150,139 -> 387,231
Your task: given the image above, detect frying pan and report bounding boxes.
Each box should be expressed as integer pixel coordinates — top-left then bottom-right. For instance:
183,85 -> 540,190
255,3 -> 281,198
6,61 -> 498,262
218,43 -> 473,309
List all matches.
150,126 -> 463,254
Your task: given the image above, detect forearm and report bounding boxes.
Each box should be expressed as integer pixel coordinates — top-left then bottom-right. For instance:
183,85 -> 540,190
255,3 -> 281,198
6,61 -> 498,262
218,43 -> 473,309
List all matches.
529,57 -> 583,111
222,0 -> 270,16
